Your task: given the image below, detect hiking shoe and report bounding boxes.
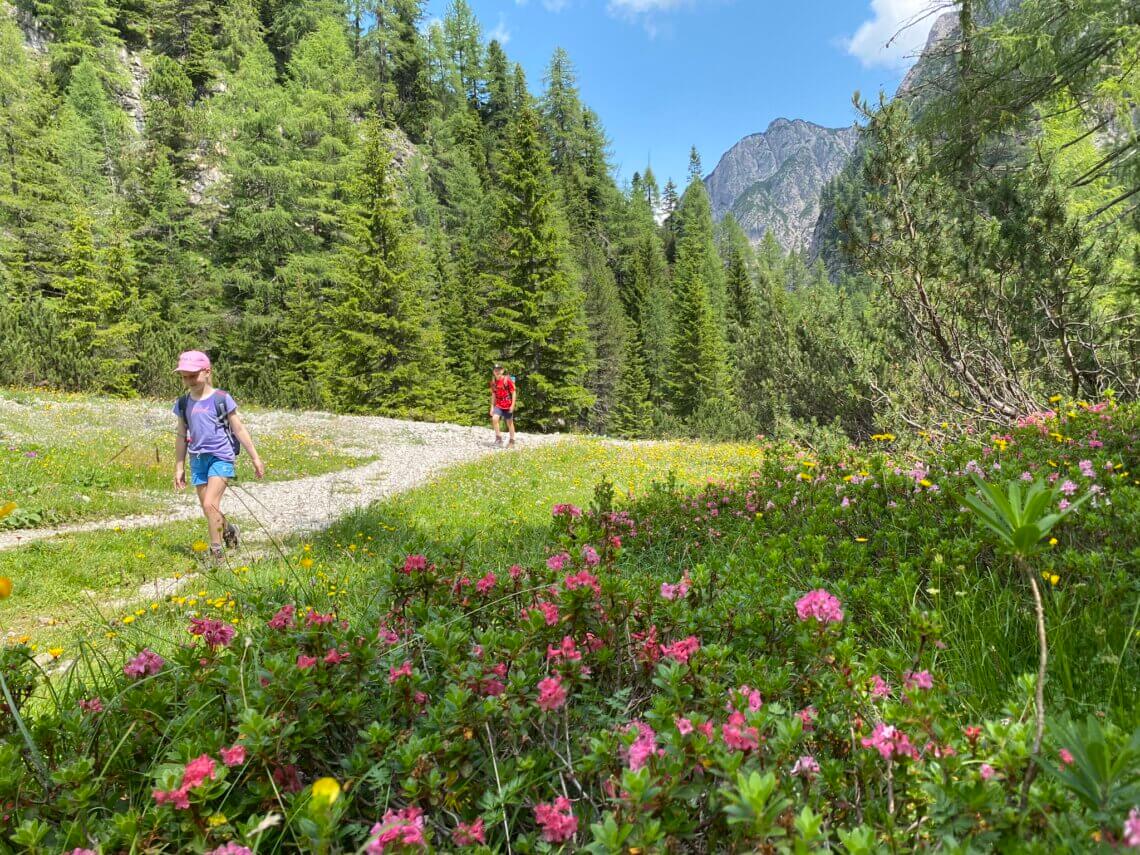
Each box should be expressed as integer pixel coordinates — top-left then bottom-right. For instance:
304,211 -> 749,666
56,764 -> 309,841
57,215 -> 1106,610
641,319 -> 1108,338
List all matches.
507,440 -> 515,448
208,545 -> 226,565
494,436 -> 504,447
223,521 -> 240,549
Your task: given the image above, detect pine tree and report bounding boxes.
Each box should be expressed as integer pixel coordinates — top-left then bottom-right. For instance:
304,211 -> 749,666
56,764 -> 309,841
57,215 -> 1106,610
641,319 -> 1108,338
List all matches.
674,174 -> 727,327
609,318 -> 653,438
442,0 -> 483,107
485,103 -> 593,429
720,214 -> 758,352
322,118 -> 452,416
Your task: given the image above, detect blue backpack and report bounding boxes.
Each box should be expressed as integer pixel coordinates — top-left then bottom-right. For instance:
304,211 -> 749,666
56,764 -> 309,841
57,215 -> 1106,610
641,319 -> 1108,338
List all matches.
176,391 -> 240,458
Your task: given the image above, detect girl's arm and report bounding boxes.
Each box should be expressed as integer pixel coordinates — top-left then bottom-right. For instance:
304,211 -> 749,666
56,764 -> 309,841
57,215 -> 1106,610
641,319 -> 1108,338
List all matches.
174,419 -> 188,490
227,412 -> 265,479
510,386 -> 517,412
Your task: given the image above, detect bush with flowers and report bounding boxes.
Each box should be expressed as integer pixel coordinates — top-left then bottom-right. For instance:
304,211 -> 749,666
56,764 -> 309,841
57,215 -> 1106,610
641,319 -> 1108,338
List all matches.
1,400 -> 1138,851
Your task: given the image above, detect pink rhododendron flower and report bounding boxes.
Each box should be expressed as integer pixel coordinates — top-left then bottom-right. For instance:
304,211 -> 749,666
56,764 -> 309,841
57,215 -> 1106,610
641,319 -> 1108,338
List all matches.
537,674 -> 567,711
153,786 -> 191,809
68,850 -> 98,855
795,588 -> 844,624
366,806 -> 427,853
206,845 -> 254,855
1123,808 -> 1140,847
861,723 -> 917,760
675,717 -> 694,735
268,604 -> 295,630
535,600 -> 560,626
546,552 -> 570,572
509,563 -> 524,580
402,554 -> 427,574
1079,459 -> 1095,478
389,660 -> 413,683
1059,748 -> 1074,766
1060,479 -> 1078,496
791,755 -> 820,779
534,796 -> 578,843
581,544 -> 600,566
869,674 -> 891,698
476,572 -> 496,595
904,670 -> 934,691
220,744 -> 246,767
452,818 -> 486,846
722,711 -> 759,751
546,635 -> 581,662
660,635 -> 700,664
980,764 -> 995,781
797,706 -> 816,731
660,575 -> 692,600
564,570 -> 601,595
623,721 -> 661,771
188,616 -> 235,649
79,697 -> 103,714
324,647 -> 349,665
304,609 -> 335,627
273,763 -> 303,793
552,503 -> 582,519
728,685 -> 763,714
182,755 -> 217,789
124,649 -> 165,679
296,655 -> 317,670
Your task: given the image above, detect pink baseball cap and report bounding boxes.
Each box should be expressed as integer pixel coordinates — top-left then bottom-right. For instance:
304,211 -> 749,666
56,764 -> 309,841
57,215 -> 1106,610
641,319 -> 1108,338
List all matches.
174,350 -> 211,373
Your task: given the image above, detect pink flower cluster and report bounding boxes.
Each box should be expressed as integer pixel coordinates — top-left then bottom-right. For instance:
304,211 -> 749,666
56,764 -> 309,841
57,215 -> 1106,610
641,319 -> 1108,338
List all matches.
660,575 -> 691,600
564,570 -> 601,595
366,805 -> 427,852
153,752 -> 233,810
268,604 -> 295,630
722,712 -> 759,751
124,648 -> 165,679
546,551 -> 570,571
205,845 -> 253,855
728,684 -> 763,714
551,503 -> 582,519
79,697 -> 103,714
304,609 -> 335,627
402,554 -> 428,574
451,817 -> 486,846
581,544 -> 600,566
791,754 -> 820,779
1123,807 -> 1140,847
904,670 -> 933,691
534,796 -> 577,843
861,723 -> 917,760
795,589 -> 844,624
623,721 -> 662,771
188,616 -> 235,649
660,635 -> 700,664
389,660 -> 414,683
537,674 -> 567,711
475,572 -> 496,595
546,635 -> 582,662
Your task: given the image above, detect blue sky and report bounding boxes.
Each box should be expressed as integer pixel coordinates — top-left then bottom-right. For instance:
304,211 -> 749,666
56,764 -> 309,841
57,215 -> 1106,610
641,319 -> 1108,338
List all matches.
423,0 -> 941,187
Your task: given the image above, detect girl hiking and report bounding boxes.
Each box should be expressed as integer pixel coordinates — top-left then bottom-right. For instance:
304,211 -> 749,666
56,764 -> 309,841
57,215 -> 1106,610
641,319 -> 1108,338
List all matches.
172,350 -> 265,562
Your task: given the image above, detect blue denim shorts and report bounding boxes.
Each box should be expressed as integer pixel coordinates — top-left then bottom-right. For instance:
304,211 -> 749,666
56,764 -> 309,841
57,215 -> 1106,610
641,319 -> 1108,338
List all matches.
190,453 -> 236,486
492,407 -> 514,421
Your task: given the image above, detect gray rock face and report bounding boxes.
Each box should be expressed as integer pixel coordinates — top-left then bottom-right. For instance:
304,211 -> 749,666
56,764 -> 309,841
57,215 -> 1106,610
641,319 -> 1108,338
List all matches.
703,118 -> 860,251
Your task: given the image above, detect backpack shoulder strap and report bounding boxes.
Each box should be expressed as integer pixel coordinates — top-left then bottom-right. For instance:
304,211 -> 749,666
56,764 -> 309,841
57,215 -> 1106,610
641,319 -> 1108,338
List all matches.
176,393 -> 190,427
213,390 -> 230,423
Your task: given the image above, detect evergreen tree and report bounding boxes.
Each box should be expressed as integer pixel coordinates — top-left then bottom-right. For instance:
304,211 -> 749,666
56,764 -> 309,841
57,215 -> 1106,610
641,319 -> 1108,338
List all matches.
322,118 -> 452,416
485,103 -> 593,429
442,0 -> 483,107
609,318 -> 653,438
720,214 -> 758,352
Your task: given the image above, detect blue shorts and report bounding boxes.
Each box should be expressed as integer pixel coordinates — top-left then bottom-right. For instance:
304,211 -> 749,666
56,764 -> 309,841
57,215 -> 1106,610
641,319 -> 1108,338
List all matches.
190,453 -> 235,486
492,407 -> 514,421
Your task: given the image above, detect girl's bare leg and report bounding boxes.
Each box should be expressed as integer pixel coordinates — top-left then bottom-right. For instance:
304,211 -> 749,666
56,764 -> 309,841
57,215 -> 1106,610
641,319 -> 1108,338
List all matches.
197,477 -> 229,546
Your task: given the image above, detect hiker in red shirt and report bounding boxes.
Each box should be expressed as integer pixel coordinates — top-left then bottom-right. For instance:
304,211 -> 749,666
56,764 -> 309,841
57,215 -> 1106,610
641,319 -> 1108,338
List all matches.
489,364 -> 517,447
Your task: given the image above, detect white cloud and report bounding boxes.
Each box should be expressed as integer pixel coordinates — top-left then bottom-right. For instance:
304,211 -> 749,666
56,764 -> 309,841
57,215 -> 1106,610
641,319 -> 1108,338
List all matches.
606,0 -> 697,37
844,0 -> 943,70
489,14 -> 511,44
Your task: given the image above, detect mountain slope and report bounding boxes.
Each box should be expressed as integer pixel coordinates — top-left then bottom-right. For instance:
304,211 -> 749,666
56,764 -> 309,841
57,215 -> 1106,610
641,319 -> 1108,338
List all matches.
703,118 -> 859,251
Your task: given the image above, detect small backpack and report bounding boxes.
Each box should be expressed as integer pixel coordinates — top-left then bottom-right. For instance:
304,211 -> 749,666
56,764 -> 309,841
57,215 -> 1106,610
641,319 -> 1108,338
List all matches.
176,391 -> 240,458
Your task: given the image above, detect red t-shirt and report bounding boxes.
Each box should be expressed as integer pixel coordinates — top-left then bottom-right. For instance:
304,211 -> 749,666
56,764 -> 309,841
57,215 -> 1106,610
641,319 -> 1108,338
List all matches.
491,376 -> 515,409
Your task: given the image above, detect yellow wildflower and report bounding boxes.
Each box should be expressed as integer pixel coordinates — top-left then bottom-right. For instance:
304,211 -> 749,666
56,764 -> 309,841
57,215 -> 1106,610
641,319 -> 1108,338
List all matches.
0,501 -> 16,520
310,777 -> 341,807
919,478 -> 933,488
48,647 -> 63,658
300,558 -> 314,569
855,536 -> 869,543
192,541 -> 209,553
1048,574 -> 1060,586
1048,537 -> 1058,546
208,814 -> 228,828
1049,394 -> 1062,403
0,577 -> 11,599
121,615 -> 136,624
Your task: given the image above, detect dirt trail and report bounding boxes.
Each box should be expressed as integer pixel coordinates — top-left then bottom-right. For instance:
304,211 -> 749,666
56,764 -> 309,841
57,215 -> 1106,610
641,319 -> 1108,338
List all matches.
0,406 -> 565,551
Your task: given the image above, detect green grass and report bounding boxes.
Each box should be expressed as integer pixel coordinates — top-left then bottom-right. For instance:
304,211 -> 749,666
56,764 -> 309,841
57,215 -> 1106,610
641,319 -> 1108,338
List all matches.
0,389 -> 373,529
0,437 -> 766,650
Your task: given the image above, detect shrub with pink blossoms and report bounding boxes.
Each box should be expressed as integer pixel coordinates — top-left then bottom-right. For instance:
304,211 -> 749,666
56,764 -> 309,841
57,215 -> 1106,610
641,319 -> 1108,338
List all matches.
536,674 -> 568,711
795,588 -> 844,624
366,805 -> 427,852
188,616 -> 235,649
123,649 -> 164,679
534,796 -> 577,843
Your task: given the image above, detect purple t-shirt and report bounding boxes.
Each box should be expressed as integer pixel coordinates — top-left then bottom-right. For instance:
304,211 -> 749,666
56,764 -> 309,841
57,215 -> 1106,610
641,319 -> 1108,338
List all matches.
174,391 -> 238,461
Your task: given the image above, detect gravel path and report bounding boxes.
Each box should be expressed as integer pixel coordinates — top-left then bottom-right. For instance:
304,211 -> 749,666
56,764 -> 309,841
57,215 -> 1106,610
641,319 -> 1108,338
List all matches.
0,406 -> 566,551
